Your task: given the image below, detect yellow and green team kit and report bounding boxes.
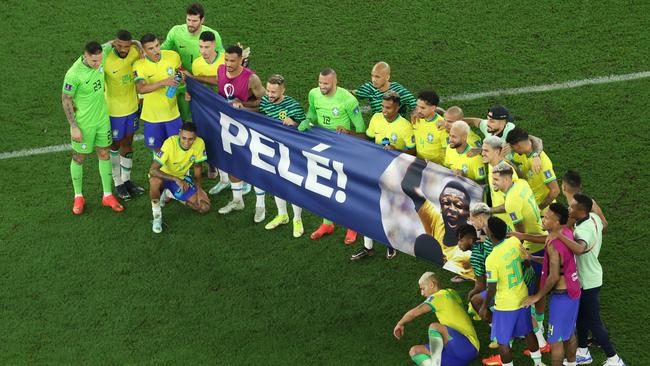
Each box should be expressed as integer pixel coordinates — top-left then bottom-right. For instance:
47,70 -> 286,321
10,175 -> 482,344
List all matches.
485,236 -> 529,311
488,162 -> 520,228
413,114 -> 482,165
161,24 -> 224,121
133,50 -> 182,123
511,151 -> 557,206
423,289 -> 480,351
154,135 -> 208,179
304,87 -> 365,132
103,44 -> 139,117
62,56 -> 111,153
191,51 -> 225,92
366,113 -> 415,150
504,179 -> 546,253
444,144 -> 486,183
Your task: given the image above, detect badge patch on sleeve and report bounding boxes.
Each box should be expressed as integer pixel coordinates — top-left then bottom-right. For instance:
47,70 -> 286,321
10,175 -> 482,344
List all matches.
64,83 -> 73,91
510,212 -> 518,221
544,170 -> 552,178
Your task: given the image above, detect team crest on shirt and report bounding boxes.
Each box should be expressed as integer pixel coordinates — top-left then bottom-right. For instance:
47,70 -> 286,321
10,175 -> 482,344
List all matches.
544,170 -> 552,178
332,107 -> 340,116
278,111 -> 287,120
462,165 -> 468,173
148,137 -> 155,146
390,133 -> 398,142
427,133 -> 434,142
167,67 -> 173,76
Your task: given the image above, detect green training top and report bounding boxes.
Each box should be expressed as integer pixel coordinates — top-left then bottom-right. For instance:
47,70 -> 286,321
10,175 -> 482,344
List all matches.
161,24 -> 225,72
306,87 -> 365,132
260,95 -> 306,122
62,56 -> 109,128
355,81 -> 416,116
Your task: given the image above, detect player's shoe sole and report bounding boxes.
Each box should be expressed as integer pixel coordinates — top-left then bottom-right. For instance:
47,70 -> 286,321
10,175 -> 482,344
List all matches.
265,214 -> 290,230
102,195 -> 124,212
72,196 -> 85,215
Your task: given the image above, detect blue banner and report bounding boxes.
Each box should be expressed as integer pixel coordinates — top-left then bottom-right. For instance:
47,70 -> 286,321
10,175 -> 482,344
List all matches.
188,78 -> 484,278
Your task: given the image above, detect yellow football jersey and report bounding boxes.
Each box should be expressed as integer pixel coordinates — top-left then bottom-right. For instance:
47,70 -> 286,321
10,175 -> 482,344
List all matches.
489,161 -> 520,228
191,51 -> 225,92
511,151 -> 557,206
154,135 -> 207,179
104,45 -> 140,117
424,289 -> 480,351
504,180 -> 546,253
413,114 -> 446,164
444,145 -> 486,183
133,50 -> 181,123
366,113 -> 415,150
485,237 -> 528,311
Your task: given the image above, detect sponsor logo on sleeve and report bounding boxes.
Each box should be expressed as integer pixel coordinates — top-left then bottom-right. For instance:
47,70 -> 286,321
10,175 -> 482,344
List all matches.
353,106 -> 360,114
510,212 -> 518,221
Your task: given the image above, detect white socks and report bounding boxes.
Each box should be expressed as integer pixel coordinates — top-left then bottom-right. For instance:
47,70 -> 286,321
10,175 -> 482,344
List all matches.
254,187 -> 265,208
152,200 -> 161,218
231,181 -> 243,201
291,204 -> 302,220
219,169 -> 229,183
110,150 -> 122,186
121,155 -> 132,182
364,236 -> 373,249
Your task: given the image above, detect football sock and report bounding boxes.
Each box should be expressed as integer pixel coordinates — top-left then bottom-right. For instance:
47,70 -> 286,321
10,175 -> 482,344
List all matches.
219,169 -> 229,183
254,187 -> 265,208
98,158 -> 113,195
151,200 -> 161,218
291,204 -> 302,220
410,353 -> 432,366
121,152 -> 133,182
70,159 -> 83,196
535,326 -> 547,348
323,219 -> 333,225
502,362 -> 513,366
110,150 -> 123,186
364,236 -> 373,250
565,362 -> 577,366
231,181 -> 243,201
275,197 -> 287,216
428,328 -> 443,366
529,349 -> 542,365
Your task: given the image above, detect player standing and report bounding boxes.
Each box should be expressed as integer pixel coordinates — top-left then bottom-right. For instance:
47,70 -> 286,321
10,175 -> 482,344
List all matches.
62,41 -> 124,214
258,74 -> 306,236
411,90 -> 446,165
133,34 -> 183,152
103,30 -> 145,200
298,68 -> 366,245
353,61 -> 416,116
393,272 -> 479,366
149,122 -> 210,233
444,121 -> 486,183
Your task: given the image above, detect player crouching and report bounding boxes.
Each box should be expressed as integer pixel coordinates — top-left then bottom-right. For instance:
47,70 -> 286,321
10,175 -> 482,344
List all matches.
148,122 -> 210,233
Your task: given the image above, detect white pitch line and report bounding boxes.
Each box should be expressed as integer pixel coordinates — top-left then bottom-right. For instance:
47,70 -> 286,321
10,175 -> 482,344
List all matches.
442,71 -> 650,102
2,70 -> 649,161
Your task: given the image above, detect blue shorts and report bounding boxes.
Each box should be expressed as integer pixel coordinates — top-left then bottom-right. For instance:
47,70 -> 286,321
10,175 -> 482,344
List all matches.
548,292 -> 579,343
424,327 -> 478,366
530,249 -> 545,278
110,110 -> 139,141
162,176 -> 197,202
143,117 -> 182,149
491,307 -> 533,345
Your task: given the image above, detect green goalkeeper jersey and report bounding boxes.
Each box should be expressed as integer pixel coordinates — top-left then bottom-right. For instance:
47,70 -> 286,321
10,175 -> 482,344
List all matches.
306,87 -> 365,132
161,24 -> 225,72
62,56 -> 109,128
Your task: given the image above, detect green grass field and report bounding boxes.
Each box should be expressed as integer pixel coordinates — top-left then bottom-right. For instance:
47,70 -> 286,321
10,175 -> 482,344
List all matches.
2,1 -> 649,364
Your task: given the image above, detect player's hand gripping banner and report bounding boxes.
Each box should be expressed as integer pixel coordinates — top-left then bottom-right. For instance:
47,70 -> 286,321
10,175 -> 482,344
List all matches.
188,79 -> 484,279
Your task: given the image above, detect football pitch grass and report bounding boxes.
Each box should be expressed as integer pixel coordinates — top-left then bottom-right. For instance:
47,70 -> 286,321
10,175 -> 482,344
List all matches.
2,1 -> 649,364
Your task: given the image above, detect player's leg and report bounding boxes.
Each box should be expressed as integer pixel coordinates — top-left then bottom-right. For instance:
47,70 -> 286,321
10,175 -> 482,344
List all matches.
515,307 -> 543,366
149,176 -> 164,233
579,287 -> 622,364
530,253 -> 549,351
219,175 -> 245,214
408,345 -> 432,366
208,167 -> 231,194
350,236 -> 375,261
427,322 -> 449,365
70,150 -> 87,214
253,187 -> 265,223
564,333 -> 578,366
109,115 -> 129,200
483,309 -> 515,366
120,111 -> 145,197
441,326 -> 479,366
265,196 -> 290,230
95,123 -> 124,212
184,188 -> 210,214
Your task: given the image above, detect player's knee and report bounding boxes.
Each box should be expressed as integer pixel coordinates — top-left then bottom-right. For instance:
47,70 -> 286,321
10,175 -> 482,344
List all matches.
96,148 -> 110,160
72,153 -> 86,164
408,346 -> 419,357
428,322 -> 443,333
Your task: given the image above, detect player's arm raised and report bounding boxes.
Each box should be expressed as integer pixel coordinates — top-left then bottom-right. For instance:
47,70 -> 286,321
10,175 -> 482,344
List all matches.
392,303 -> 431,340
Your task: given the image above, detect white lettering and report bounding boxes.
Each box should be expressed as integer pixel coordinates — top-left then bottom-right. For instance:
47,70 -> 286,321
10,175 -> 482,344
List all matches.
220,112 -> 249,154
302,151 -> 334,199
249,130 -> 276,174
278,143 -> 304,186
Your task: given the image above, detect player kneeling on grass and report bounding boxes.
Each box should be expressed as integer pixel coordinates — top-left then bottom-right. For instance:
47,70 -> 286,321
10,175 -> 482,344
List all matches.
148,122 -> 210,233
393,272 -> 480,366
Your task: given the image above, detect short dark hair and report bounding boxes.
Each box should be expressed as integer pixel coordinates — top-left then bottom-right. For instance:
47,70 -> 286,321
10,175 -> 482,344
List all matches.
487,217 -> 508,242
84,41 -> 103,55
225,45 -> 243,57
320,68 -> 336,76
116,30 -> 132,41
382,91 -> 401,105
548,202 -> 569,225
563,170 -> 582,189
456,224 -> 478,240
181,122 -> 197,133
267,74 -> 285,86
199,31 -> 215,42
573,193 -> 593,213
186,3 -> 205,18
505,127 -> 529,145
417,90 -> 440,106
140,33 -> 157,46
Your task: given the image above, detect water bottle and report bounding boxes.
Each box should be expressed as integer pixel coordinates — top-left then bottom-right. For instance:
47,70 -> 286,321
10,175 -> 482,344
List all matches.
166,71 -> 182,98
381,137 -> 390,146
